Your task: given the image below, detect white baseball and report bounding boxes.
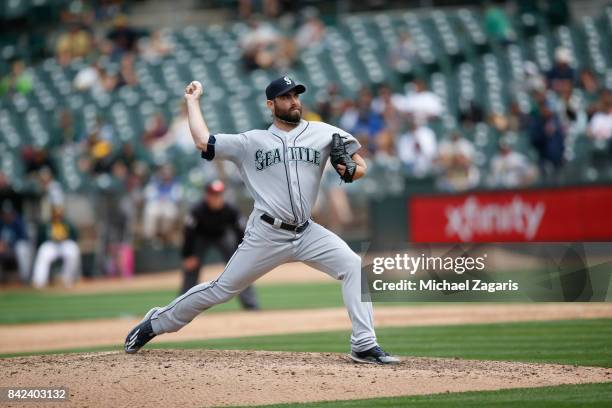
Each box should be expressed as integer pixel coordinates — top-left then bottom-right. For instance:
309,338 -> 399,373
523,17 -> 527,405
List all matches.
185,80 -> 203,98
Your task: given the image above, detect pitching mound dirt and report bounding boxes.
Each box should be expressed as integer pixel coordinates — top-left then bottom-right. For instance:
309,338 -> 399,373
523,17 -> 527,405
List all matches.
1,350 -> 611,407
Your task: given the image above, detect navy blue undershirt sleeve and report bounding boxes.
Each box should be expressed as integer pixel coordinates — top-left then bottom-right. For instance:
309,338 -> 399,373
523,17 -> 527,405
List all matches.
200,135 -> 216,161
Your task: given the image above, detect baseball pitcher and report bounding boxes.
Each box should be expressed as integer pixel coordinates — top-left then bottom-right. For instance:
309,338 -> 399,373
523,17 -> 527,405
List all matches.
125,76 -> 399,364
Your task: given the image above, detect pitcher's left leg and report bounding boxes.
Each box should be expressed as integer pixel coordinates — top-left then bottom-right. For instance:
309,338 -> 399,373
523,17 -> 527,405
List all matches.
295,222 -> 376,352
296,222 -> 399,364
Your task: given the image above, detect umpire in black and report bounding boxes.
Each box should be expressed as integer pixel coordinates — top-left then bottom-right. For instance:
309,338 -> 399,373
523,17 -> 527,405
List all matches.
180,180 -> 259,310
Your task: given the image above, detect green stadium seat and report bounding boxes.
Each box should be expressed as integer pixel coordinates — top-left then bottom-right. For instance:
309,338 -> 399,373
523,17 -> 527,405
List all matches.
456,9 -> 488,54
0,110 -> 21,150
581,16 -> 607,74
3,5 -> 608,194
1,0 -> 30,20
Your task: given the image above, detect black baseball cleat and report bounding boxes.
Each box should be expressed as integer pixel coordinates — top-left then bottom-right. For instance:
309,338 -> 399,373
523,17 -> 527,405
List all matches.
350,346 -> 400,365
124,307 -> 160,354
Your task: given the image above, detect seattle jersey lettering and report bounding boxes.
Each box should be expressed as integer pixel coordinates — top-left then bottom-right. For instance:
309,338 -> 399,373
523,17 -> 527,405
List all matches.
255,148 -> 282,171
255,147 -> 321,171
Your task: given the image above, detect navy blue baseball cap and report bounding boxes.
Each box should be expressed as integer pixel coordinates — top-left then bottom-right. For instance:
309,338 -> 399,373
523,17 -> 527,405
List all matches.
265,76 -> 306,100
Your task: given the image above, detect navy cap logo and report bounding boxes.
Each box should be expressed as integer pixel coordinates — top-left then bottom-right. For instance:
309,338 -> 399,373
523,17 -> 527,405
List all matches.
266,76 -> 307,100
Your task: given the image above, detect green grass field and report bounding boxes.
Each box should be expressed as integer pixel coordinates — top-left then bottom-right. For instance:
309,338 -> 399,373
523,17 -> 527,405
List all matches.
0,282 -> 346,324
3,319 -> 611,368
244,382 -> 612,408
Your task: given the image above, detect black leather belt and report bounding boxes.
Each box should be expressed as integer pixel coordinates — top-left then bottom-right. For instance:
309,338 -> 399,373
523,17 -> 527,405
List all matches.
261,214 -> 309,233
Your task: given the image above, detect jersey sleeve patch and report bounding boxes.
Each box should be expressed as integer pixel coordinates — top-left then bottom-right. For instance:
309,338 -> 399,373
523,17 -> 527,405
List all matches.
200,135 -> 216,161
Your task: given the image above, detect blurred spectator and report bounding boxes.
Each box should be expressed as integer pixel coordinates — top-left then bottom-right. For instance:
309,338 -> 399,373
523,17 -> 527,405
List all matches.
522,61 -> 546,93
459,100 -> 485,131
555,83 -> 588,136
240,18 -> 295,71
547,47 -> 575,95
116,53 -> 139,88
105,15 -> 140,58
397,118 -> 437,177
294,8 -> 326,50
38,167 -> 65,222
86,132 -> 114,174
142,165 -> 182,245
142,112 -> 169,147
23,146 -> 54,176
588,92 -> 612,141
389,31 -> 417,73
240,18 -> 278,70
372,84 -> 402,134
114,142 -> 147,174
83,119 -> 115,174
507,101 -> 530,132
340,87 -> 384,153
394,79 -> 443,124
315,83 -> 344,124
239,0 -> 283,19
528,91 -> 566,176
484,4 -> 513,43
150,104 -> 193,154
91,0 -> 123,22
73,60 -> 97,92
373,129 -> 397,160
140,30 -> 173,61
0,60 -> 33,97
102,161 -> 135,278
489,111 -> 511,133
0,202 -> 32,284
487,139 -> 538,188
56,109 -> 77,146
59,0 -> 95,26
0,172 -> 22,214
127,161 -> 149,224
73,60 -> 115,93
436,132 -> 480,191
32,206 -> 80,288
302,105 -> 322,122
371,84 -> 391,115
370,128 -> 405,195
579,70 -> 603,117
55,23 -> 94,65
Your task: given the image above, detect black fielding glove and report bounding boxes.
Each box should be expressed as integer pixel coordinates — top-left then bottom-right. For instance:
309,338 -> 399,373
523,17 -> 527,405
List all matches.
330,133 -> 357,183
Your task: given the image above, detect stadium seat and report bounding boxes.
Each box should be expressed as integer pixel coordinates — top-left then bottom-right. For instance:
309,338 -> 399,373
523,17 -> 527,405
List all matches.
2,5 -> 609,190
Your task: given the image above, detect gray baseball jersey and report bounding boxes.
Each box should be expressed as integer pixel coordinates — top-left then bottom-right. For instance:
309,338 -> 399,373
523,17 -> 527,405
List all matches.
149,119 -> 379,352
207,120 -> 360,224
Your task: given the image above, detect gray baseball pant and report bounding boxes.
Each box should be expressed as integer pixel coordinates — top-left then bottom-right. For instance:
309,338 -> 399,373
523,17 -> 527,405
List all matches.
150,209 -> 377,352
